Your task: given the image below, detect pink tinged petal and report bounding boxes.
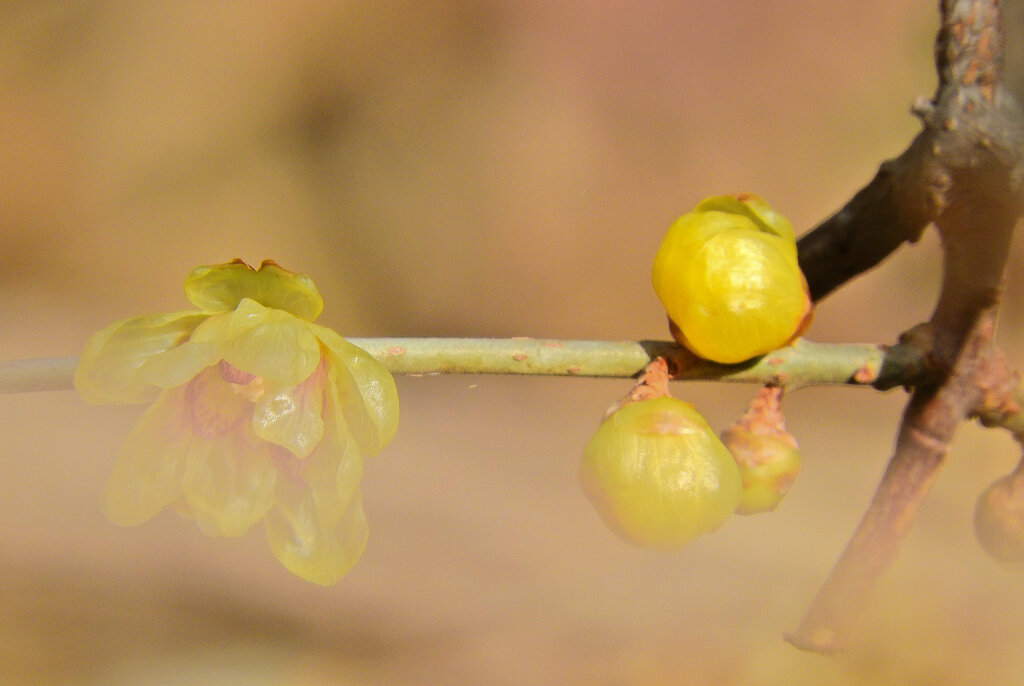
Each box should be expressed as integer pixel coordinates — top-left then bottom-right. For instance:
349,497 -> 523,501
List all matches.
264,396 -> 367,584
184,366 -> 252,440
252,360 -> 326,459
218,361 -> 265,402
75,312 -> 209,404
264,475 -> 368,586
218,360 -> 257,385
295,412 -> 364,525
311,323 -> 399,456
102,387 -> 191,526
181,431 -> 277,537
193,299 -> 320,387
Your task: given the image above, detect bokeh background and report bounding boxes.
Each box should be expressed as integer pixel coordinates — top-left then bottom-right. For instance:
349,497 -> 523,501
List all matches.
4,1 -> 1024,684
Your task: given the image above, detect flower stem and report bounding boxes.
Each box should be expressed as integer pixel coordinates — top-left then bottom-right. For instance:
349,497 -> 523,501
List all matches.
1,337 -> 925,394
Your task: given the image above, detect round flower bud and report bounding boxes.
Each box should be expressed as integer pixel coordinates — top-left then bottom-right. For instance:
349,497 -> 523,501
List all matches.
651,193 -> 813,364
580,396 -> 742,549
721,424 -> 801,514
974,471 -> 1024,565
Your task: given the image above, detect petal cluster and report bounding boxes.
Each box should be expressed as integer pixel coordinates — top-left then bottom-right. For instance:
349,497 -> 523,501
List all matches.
75,260 -> 398,585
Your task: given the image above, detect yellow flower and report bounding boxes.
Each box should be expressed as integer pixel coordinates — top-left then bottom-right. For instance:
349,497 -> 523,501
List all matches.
75,260 -> 399,585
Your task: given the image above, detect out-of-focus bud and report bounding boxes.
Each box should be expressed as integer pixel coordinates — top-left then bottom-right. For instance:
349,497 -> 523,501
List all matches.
975,468 -> 1024,566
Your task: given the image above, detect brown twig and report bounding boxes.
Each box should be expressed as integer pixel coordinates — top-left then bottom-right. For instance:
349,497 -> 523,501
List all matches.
796,138 -> 941,302
796,1 -> 1022,303
788,0 -> 1024,653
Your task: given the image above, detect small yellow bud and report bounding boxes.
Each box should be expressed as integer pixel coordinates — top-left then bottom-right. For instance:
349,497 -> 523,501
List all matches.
721,386 -> 800,514
580,396 -> 742,549
722,428 -> 801,514
651,193 -> 813,364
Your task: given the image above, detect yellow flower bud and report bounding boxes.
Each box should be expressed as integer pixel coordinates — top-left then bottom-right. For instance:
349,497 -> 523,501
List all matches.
580,396 -> 742,549
974,471 -> 1024,566
720,385 -> 801,515
651,194 -> 813,364
722,426 -> 801,514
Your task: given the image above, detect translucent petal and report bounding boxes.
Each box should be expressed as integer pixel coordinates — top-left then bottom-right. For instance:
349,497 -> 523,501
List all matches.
186,310 -> 232,345
184,260 -> 324,321
264,475 -> 368,586
182,365 -> 253,440
135,340 -> 220,388
75,311 -> 209,404
311,323 -> 399,456
252,363 -> 326,459
192,299 -> 320,387
181,429 -> 277,537
102,387 -> 191,526
303,410 -> 364,525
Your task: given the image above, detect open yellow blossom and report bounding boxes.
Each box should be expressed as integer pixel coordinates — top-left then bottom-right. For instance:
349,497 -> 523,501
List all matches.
75,260 -> 399,585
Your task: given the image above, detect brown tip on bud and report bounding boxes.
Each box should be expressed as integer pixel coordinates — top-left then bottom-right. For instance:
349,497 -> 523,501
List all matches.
603,357 -> 675,420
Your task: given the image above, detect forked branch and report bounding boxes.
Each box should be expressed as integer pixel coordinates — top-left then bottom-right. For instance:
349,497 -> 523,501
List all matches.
788,0 -> 1024,653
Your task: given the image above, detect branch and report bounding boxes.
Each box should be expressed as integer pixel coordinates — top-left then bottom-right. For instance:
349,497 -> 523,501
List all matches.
797,136 -> 940,302
0,338 -> 931,394
796,0 -> 1024,302
788,0 -> 1024,653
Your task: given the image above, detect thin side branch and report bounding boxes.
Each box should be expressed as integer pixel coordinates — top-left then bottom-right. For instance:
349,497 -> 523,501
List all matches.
797,137 -> 941,302
0,357 -> 81,393
0,338 -> 930,394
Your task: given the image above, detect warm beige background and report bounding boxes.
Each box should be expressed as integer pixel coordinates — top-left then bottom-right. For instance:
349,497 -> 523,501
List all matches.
3,2 -> 1024,684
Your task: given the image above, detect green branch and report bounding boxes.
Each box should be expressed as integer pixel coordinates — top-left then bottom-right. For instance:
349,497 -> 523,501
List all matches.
0,337 -> 929,394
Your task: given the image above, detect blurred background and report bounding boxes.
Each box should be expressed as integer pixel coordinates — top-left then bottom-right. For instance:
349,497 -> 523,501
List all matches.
3,1 -> 1024,684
